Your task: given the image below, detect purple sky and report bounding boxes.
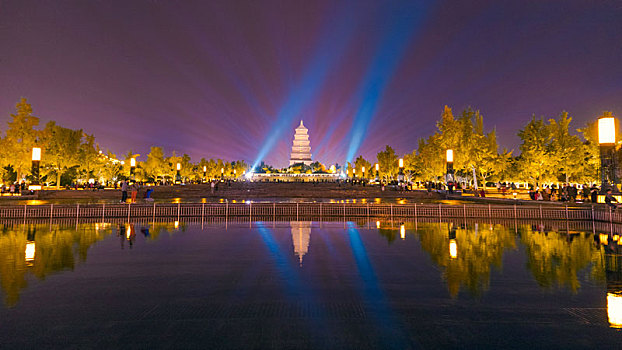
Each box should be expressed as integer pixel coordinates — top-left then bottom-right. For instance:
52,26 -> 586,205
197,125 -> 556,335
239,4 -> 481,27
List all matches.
1,0 -> 621,167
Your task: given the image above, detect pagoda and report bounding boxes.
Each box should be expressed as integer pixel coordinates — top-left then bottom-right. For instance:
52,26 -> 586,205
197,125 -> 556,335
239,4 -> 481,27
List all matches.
289,120 -> 312,166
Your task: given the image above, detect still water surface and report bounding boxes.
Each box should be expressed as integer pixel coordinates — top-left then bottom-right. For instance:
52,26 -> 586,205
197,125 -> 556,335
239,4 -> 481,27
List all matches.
1,220 -> 621,349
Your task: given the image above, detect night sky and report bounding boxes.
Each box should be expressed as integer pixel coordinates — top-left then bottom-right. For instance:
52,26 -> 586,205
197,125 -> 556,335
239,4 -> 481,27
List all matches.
1,1 -> 621,167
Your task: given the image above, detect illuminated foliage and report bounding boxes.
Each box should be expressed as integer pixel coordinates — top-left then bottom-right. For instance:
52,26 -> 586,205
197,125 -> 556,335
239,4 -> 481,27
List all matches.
41,121 -> 84,189
3,98 -> 40,181
549,112 -> 585,182
143,147 -> 169,181
516,116 -> 554,185
353,156 -> 371,178
376,145 -> 398,180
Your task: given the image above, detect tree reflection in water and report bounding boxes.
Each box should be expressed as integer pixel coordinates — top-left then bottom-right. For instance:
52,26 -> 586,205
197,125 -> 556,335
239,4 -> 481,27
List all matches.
410,221 -> 608,298
520,224 -> 605,292
0,221 -> 183,307
415,222 -> 516,297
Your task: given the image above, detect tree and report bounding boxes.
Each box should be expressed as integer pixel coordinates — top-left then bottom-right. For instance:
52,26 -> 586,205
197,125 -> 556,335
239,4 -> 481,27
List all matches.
549,112 -> 584,182
77,133 -> 101,182
310,161 -> 327,173
403,149 -> 421,181
143,147 -> 169,181
517,116 -> 554,186
4,98 -> 40,181
416,135 -> 445,182
354,156 -> 371,178
232,160 -> 248,177
101,151 -> 123,182
376,145 -> 398,180
41,121 -> 82,188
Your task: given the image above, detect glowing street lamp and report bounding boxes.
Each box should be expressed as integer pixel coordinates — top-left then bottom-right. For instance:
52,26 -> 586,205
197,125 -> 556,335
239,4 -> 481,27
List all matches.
221,167 -> 224,179
375,163 -> 379,180
398,158 -> 404,183
203,165 -> 207,182
362,166 -> 366,179
352,168 -> 356,179
29,147 -> 42,190
176,162 -> 181,184
599,116 -> 618,194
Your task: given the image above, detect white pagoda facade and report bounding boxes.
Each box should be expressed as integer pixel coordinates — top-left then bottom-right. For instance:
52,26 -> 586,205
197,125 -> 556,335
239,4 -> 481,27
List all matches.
289,120 -> 313,166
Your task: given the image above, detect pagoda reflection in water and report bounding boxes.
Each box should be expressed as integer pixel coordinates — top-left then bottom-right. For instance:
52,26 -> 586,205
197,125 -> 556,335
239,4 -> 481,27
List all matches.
290,221 -> 311,266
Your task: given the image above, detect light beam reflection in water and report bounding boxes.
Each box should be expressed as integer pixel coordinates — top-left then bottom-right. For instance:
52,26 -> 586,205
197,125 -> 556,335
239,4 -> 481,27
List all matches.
0,219 -> 622,348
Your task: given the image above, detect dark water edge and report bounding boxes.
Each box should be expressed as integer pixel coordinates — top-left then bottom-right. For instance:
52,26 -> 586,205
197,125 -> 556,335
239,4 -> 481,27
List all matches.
1,220 -> 621,349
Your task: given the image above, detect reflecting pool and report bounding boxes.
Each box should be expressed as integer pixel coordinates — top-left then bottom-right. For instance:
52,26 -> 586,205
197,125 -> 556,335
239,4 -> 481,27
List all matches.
1,219 -> 622,349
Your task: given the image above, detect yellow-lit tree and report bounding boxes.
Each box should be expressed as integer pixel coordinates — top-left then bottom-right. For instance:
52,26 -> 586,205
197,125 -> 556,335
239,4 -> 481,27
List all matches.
41,121 -> 83,188
376,145 -> 398,180
3,98 -> 40,181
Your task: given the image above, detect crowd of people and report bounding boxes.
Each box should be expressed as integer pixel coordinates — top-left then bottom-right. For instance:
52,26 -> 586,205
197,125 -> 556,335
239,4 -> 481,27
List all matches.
0,181 -> 27,195
118,180 -> 154,203
527,184 -> 598,203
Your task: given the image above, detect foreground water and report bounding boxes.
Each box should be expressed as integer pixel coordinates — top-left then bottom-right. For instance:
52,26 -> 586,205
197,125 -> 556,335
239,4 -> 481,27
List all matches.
1,220 -> 622,349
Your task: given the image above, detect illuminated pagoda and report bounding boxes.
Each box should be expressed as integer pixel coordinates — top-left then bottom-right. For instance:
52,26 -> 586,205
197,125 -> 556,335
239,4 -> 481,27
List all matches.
289,120 -> 312,166
291,221 -> 311,266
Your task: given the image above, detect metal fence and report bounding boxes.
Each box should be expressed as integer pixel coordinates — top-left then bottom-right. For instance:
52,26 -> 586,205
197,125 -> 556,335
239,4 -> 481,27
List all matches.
1,202 -> 621,224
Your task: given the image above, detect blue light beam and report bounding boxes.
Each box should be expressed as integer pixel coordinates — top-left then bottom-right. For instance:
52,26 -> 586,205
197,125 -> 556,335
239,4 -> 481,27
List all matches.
251,4 -> 357,170
345,2 -> 428,163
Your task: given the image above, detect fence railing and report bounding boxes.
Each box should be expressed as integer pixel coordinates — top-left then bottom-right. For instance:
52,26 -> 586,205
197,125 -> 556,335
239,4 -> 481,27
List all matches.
1,202 -> 621,224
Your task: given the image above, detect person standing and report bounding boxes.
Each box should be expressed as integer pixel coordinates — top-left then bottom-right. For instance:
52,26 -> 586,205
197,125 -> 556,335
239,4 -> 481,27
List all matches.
605,189 -> 618,210
120,180 -> 128,203
130,182 -> 139,203
569,184 -> 578,202
582,185 -> 590,202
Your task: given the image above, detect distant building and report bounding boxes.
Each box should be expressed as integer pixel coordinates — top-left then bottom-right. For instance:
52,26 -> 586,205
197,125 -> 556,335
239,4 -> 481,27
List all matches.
290,120 -> 312,166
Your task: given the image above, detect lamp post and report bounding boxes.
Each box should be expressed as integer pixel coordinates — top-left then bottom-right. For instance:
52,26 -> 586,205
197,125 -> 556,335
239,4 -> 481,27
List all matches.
130,158 -> 136,180
599,116 -> 618,194
398,158 -> 404,183
446,149 -> 454,193
375,163 -> 379,181
221,167 -> 224,180
176,163 -> 181,184
234,169 -> 237,180
29,147 -> 41,190
203,166 -> 207,182
352,168 -> 356,180
362,166 -> 366,180
448,223 -> 457,259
